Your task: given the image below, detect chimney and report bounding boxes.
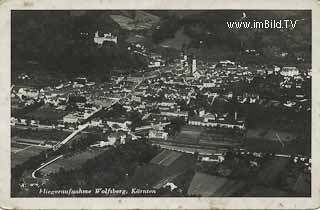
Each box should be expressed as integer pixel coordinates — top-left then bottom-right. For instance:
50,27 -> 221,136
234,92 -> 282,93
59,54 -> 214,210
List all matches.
234,112 -> 237,121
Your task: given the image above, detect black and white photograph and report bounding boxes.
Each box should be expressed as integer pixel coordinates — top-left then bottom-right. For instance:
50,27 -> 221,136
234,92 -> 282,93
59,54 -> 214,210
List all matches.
9,9 -> 312,198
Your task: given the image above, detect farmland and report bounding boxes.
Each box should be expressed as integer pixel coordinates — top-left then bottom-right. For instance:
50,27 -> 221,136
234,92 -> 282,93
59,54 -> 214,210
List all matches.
169,125 -> 243,148
257,157 -> 290,186
12,128 -> 71,145
110,11 -> 160,31
187,172 -> 229,196
11,143 -> 47,168
39,148 -> 107,176
245,134 -> 310,156
173,126 -> 201,145
247,128 -> 297,142
23,104 -> 68,124
244,185 -> 291,197
187,172 -> 247,197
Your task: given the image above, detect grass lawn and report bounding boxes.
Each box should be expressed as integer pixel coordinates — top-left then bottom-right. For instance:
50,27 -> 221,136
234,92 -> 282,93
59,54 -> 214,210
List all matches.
11,145 -> 47,168
24,107 -> 68,122
257,157 -> 290,186
39,148 -> 107,176
11,128 -> 71,142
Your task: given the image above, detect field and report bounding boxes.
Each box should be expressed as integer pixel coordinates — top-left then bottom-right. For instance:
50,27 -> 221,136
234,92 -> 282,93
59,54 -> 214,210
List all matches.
11,142 -> 29,152
257,157 -> 290,186
213,179 -> 246,196
173,126 -> 201,145
247,128 -> 297,142
11,97 -> 26,115
110,15 -> 135,30
291,172 -> 311,195
171,125 -> 243,147
23,104 -> 68,123
187,172 -> 246,196
200,129 -> 244,145
245,137 -> 310,156
125,34 -> 148,44
11,128 -> 71,143
159,28 -> 191,50
11,143 -> 47,168
39,149 -> 107,176
110,11 -> 159,31
244,185 -> 291,197
245,128 -> 310,155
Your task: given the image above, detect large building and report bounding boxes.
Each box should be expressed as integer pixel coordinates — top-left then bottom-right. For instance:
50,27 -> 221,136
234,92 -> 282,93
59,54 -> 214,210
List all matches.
94,31 -> 117,45
188,112 -> 245,130
280,67 -> 299,77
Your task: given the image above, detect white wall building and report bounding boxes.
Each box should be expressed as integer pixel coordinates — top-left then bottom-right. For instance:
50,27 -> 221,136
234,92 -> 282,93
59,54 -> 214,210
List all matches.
148,129 -> 168,140
94,31 -> 117,45
192,59 -> 197,74
281,67 -> 299,77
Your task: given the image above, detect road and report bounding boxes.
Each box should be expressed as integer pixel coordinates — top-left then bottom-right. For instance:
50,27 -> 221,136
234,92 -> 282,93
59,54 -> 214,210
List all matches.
275,131 -> 285,148
53,122 -> 90,151
31,155 -> 64,179
13,145 -> 34,154
30,78 -> 144,180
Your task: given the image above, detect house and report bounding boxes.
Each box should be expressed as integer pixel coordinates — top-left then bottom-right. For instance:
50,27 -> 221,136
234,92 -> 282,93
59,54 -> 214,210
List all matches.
148,129 -> 168,140
108,131 -> 126,145
17,118 -> 28,126
203,82 -> 216,88
281,67 -> 299,77
17,88 -> 39,99
160,111 -> 188,120
218,60 -> 235,67
30,119 -> 40,126
10,117 -> 18,125
188,112 -> 245,130
106,117 -> 132,131
159,100 -> 177,107
90,118 -> 103,127
188,71 -> 198,79
63,109 -> 95,124
74,77 -> 88,85
63,113 -> 80,124
132,95 -> 141,103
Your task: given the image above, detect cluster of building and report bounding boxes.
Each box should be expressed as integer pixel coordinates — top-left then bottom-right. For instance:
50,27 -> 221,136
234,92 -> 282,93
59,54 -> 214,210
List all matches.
11,45 -> 311,151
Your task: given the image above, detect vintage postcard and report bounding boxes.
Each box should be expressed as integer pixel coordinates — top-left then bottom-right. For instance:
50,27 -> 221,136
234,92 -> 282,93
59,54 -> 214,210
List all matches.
0,0 -> 320,209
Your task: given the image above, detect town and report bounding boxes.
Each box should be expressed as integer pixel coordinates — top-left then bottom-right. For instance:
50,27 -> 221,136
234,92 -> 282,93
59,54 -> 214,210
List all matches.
11,10 -> 311,197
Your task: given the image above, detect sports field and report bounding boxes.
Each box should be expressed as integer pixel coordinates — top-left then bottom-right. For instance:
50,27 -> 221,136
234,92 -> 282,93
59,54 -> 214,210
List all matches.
12,128 -> 71,143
